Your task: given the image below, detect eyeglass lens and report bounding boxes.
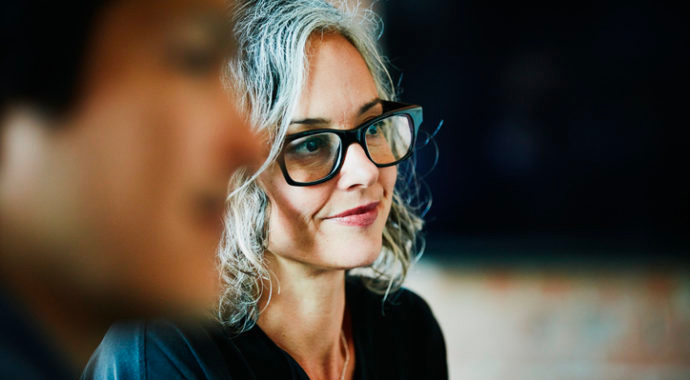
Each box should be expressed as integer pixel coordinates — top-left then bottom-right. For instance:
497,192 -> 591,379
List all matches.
282,114 -> 413,184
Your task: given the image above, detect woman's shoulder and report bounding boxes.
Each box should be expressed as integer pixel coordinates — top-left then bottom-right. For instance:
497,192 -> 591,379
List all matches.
346,275 -> 445,348
346,275 -> 438,325
346,276 -> 448,379
80,319 -> 232,380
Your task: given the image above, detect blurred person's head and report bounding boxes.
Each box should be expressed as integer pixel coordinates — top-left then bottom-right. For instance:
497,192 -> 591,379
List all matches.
0,0 -> 261,323
218,0 -> 424,332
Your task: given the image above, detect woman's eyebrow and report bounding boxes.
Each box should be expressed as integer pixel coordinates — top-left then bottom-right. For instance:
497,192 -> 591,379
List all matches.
289,98 -> 382,126
290,117 -> 329,126
358,98 -> 382,115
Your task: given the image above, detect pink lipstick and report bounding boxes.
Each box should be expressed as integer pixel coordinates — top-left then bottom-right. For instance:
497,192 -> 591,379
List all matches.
326,202 -> 380,227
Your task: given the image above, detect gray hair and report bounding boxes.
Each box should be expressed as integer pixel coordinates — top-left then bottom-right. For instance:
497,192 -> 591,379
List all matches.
218,0 -> 424,333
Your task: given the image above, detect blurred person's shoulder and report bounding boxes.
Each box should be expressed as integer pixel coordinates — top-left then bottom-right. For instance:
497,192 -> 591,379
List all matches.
82,317 -> 315,379
81,319 -> 232,380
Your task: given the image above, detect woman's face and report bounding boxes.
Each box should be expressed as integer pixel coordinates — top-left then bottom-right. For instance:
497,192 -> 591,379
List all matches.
261,34 -> 396,270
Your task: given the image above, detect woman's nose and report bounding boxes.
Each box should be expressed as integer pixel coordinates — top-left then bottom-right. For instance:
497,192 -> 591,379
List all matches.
337,143 -> 379,189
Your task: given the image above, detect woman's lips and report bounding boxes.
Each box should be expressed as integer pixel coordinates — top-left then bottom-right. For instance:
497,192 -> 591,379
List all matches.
326,202 -> 380,227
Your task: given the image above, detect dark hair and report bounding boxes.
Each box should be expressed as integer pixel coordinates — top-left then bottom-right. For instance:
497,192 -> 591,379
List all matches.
1,2 -> 109,115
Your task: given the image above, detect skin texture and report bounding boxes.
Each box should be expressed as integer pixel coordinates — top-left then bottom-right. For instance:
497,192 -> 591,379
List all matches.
258,33 -> 396,380
0,0 -> 262,369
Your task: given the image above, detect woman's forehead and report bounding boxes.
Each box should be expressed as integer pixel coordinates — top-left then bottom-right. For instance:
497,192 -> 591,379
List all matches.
293,33 -> 379,124
287,98 -> 383,134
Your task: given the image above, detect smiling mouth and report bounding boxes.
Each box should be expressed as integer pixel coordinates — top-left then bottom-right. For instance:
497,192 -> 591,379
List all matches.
326,202 -> 380,227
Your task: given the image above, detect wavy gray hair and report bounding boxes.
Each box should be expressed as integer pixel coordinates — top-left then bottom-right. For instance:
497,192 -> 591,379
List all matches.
219,0 -> 424,333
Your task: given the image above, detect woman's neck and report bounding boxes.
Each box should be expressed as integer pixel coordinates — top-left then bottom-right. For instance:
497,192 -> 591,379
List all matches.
258,252 -> 352,380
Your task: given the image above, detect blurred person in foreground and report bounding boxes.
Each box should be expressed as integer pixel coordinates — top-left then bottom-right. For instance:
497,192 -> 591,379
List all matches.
82,1 -> 447,379
0,0 -> 262,378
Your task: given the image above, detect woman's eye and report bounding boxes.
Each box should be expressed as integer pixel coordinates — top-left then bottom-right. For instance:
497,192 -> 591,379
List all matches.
303,140 -> 320,152
288,135 -> 329,155
366,125 -> 381,135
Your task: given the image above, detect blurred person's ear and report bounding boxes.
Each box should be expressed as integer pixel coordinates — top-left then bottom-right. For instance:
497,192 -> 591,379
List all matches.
1,105 -> 50,184
0,105 -> 52,254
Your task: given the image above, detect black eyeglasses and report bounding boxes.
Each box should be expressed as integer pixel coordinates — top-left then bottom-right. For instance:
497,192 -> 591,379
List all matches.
277,101 -> 422,186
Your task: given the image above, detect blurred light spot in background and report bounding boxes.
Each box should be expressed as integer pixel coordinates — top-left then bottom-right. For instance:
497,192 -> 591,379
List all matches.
406,256 -> 690,380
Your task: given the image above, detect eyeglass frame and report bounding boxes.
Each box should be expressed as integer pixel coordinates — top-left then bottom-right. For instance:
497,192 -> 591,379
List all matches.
276,100 -> 423,186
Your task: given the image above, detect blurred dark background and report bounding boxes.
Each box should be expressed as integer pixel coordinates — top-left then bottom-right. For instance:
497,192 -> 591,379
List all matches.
380,0 -> 688,264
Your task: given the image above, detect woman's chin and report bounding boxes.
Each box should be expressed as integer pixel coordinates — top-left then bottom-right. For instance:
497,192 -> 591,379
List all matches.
327,246 -> 381,270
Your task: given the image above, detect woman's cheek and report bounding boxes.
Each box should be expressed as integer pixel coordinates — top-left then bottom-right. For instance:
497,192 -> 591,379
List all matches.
382,166 -> 397,199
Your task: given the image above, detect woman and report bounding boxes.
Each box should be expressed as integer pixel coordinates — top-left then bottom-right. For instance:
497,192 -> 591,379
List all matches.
82,1 -> 447,379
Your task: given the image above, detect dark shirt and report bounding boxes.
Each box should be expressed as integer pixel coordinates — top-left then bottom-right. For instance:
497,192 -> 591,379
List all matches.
81,276 -> 448,380
0,290 -> 75,380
